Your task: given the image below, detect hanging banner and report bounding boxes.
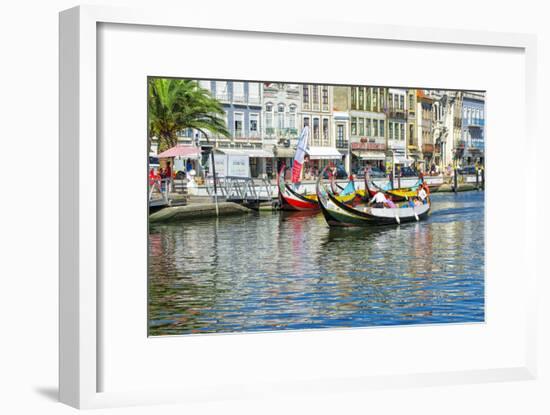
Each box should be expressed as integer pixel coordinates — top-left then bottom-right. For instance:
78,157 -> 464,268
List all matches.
291,126 -> 310,183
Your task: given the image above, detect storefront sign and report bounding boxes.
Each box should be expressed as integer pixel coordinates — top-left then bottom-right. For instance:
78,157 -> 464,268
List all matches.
210,154 -> 250,178
351,142 -> 386,151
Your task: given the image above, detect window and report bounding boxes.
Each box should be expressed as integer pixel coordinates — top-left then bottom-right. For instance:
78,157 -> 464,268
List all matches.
388,93 -> 393,110
337,125 -> 344,145
322,86 -> 329,106
323,118 -> 329,140
234,112 -> 243,137
409,124 -> 414,144
265,103 -> 273,130
277,104 -> 285,130
400,95 -> 404,110
289,105 -> 297,129
367,118 -> 371,136
389,122 -> 393,139
358,118 -> 365,136
250,113 -> 259,135
303,86 -> 309,104
351,117 -> 357,136
303,116 -> 310,128
367,88 -> 372,110
395,123 -> 399,140
359,88 -> 364,110
313,117 -> 320,140
373,119 -> 378,137
379,119 -> 385,137
233,82 -> 244,101
373,89 -> 378,111
400,123 -> 405,141
312,85 -> 319,104
351,88 -> 357,110
248,82 -> 260,104
409,94 -> 414,111
216,81 -> 228,99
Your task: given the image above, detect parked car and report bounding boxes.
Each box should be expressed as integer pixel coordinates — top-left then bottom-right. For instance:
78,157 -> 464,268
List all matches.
352,166 -> 386,179
399,166 -> 418,177
369,167 -> 387,178
458,166 -> 477,175
322,164 -> 348,179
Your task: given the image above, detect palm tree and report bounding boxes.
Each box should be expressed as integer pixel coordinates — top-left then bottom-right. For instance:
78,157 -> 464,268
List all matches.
148,78 -> 229,153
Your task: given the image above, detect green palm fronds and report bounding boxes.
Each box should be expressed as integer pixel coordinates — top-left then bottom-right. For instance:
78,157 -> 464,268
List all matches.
148,78 -> 229,152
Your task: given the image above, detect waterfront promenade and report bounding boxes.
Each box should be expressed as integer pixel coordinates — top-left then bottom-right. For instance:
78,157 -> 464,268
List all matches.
149,174 -> 483,222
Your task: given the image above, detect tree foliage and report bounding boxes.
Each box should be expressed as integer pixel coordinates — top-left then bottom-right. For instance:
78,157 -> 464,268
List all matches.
148,78 -> 229,152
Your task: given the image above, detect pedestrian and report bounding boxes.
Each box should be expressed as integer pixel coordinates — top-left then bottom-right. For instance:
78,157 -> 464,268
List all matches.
369,191 -> 387,208
417,186 -> 428,204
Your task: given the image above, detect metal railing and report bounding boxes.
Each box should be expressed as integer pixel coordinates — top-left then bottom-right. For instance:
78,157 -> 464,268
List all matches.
148,178 -> 171,207
205,176 -> 274,202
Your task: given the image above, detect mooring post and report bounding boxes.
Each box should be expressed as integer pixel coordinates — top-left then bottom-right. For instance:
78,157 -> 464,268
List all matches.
453,168 -> 458,193
210,150 -> 219,217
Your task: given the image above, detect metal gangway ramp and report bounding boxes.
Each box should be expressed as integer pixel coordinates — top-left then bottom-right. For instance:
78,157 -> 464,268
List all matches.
205,176 -> 274,209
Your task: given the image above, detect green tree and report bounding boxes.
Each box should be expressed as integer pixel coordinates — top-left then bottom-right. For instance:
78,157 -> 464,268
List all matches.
148,78 -> 229,153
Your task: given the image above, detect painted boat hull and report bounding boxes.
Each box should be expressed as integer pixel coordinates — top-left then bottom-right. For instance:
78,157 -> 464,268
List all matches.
278,166 -> 363,211
318,172 -> 430,227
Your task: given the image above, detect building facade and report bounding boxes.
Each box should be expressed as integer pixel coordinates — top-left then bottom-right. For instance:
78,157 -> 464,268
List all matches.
406,89 -> 420,163
416,90 -> 435,168
461,92 -> 485,166
193,80 -> 270,177
300,84 -> 341,172
262,83 -> 302,171
386,88 -> 408,170
347,86 -> 387,172
173,80 -> 485,179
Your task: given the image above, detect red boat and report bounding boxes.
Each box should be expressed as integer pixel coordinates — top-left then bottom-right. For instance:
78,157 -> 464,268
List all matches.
277,166 -> 319,211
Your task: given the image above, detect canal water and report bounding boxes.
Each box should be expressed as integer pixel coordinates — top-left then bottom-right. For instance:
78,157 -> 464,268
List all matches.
148,191 -> 485,336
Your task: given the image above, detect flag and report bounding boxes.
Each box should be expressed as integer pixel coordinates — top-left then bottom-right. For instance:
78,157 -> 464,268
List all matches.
291,126 -> 310,183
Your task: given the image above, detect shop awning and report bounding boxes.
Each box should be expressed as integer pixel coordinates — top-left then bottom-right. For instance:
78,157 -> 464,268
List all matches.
393,156 -> 412,165
215,148 -> 274,158
157,145 -> 201,159
352,151 -> 385,161
307,146 -> 343,160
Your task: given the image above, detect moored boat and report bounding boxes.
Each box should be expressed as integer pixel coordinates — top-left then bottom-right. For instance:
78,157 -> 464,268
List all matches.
317,168 -> 431,227
278,166 -> 319,211
366,175 -> 423,202
278,166 -> 365,211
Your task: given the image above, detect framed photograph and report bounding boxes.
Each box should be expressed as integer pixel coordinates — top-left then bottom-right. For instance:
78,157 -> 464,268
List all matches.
60,5 -> 538,409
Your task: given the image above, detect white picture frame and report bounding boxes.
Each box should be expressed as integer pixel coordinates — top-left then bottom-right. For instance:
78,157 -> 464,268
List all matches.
59,4 -> 538,409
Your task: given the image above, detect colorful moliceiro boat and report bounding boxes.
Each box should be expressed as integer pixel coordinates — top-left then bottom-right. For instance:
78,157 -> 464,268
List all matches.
278,166 -> 319,210
366,176 -> 423,202
316,169 -> 431,227
278,166 -> 361,211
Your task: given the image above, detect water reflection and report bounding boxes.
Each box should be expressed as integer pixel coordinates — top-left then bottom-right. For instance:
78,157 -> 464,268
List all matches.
148,192 -> 485,335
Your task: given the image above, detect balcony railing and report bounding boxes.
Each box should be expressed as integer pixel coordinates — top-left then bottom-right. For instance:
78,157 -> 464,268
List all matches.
233,135 -> 262,142
467,118 -> 485,127
215,93 -> 229,102
233,95 -> 246,104
336,140 -> 349,149
248,96 -> 261,105
266,127 -> 298,138
387,110 -> 406,120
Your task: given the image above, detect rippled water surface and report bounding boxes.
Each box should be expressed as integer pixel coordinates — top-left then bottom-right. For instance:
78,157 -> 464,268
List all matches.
149,191 -> 484,335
